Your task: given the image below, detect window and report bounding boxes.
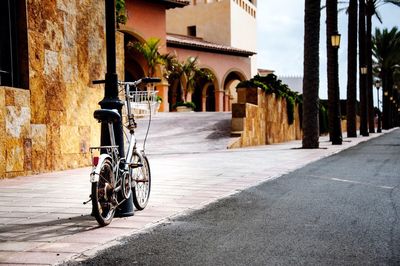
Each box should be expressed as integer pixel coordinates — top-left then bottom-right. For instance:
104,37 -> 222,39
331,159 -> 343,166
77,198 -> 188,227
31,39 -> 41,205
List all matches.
0,0 -> 28,88
187,26 -> 197,37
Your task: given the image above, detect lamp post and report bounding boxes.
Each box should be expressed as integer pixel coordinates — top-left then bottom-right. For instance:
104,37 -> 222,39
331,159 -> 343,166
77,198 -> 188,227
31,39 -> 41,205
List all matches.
395,85 -> 399,126
360,66 -> 367,75
375,80 -> 382,133
360,66 -> 369,136
331,32 -> 341,48
99,0 -> 134,217
328,30 -> 342,145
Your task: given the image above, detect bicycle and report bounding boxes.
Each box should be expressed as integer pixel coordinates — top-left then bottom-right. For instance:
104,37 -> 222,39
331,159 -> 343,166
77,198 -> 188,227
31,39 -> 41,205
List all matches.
85,77 -> 160,226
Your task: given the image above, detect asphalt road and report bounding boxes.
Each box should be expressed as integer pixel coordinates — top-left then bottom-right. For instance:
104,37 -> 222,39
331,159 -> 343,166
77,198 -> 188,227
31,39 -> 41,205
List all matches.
67,129 -> 400,266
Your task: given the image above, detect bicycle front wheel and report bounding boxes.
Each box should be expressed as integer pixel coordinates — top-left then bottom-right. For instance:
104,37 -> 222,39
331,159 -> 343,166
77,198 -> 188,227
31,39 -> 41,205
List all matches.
91,158 -> 116,226
131,154 -> 151,210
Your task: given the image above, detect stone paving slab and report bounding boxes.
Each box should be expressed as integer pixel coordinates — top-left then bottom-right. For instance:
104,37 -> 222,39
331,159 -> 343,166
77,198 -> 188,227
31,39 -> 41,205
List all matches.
0,129 -> 396,265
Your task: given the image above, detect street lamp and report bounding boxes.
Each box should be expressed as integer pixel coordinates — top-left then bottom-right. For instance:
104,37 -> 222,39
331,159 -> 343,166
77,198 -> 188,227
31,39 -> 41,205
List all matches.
360,66 -> 367,75
375,80 -> 382,133
328,29 -> 342,145
98,0 -> 133,217
360,66 -> 368,136
331,32 -> 341,48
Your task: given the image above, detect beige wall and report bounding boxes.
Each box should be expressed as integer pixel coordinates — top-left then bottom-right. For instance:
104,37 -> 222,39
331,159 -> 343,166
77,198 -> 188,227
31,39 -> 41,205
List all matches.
167,0 -> 257,75
0,0 -> 127,178
167,1 -> 231,46
230,87 -> 302,148
231,0 -> 257,76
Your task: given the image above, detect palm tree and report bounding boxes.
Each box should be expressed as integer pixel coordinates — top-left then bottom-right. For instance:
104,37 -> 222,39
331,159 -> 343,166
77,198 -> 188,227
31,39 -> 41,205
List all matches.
302,0 -> 321,148
346,0 -> 358,137
179,57 -> 214,103
164,55 -> 214,105
128,37 -> 165,77
372,27 -> 400,129
365,0 -> 400,132
327,0 -> 343,145
359,0 -> 369,136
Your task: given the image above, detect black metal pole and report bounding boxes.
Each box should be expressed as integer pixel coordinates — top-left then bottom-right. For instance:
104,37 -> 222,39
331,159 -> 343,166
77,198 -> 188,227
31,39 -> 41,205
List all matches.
99,0 -> 133,217
377,86 -> 382,133
359,1 -> 369,136
327,0 -> 342,145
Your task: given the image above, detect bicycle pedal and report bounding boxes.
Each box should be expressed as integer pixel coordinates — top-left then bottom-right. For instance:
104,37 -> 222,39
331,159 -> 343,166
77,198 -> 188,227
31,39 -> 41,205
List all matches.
129,163 -> 143,168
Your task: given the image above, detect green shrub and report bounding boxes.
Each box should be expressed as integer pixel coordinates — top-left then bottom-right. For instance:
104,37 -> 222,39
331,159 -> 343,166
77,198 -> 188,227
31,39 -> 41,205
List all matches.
286,96 -> 295,125
236,74 -> 302,124
172,101 -> 196,110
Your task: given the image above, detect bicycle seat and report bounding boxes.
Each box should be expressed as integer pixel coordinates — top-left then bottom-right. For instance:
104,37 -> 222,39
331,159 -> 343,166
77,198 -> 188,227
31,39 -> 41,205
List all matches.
93,109 -> 121,123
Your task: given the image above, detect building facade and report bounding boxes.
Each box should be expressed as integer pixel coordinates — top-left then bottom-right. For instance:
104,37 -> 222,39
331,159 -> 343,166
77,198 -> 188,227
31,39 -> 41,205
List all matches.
165,0 -> 257,111
0,0 -> 257,178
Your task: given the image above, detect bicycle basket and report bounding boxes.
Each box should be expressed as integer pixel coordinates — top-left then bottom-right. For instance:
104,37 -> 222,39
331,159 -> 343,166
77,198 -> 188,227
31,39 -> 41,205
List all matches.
127,90 -> 159,116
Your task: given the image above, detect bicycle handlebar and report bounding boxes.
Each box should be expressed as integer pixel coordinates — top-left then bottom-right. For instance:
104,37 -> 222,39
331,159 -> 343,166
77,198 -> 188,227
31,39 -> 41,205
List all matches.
92,77 -> 161,86
92,80 -> 106,84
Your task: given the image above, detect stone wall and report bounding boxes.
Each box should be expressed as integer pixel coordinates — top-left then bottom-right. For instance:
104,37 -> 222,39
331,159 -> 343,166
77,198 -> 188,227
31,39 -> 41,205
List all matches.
1,1 -> 125,178
0,87 -> 31,178
230,87 -> 302,148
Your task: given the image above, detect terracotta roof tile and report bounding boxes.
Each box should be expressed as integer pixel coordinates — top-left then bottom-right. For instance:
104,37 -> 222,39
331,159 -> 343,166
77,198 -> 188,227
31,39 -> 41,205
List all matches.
155,0 -> 189,8
167,34 -> 256,57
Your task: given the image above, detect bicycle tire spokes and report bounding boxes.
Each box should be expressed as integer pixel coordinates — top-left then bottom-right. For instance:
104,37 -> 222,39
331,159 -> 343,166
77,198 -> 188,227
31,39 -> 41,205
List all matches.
132,155 -> 151,210
90,78 -> 157,226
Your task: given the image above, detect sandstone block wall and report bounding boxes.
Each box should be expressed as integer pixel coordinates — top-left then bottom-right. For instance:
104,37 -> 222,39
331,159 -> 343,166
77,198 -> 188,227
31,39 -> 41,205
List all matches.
1,0 -> 125,178
230,87 -> 302,148
0,87 -> 31,178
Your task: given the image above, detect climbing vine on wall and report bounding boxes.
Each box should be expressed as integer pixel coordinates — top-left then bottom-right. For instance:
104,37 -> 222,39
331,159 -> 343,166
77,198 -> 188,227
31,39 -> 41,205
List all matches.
116,0 -> 127,26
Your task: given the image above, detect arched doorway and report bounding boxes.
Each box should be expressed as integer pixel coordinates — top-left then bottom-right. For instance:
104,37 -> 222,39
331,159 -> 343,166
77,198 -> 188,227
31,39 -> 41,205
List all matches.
192,68 -> 217,112
123,33 -> 146,81
205,83 -> 216,111
192,81 -> 202,112
223,71 -> 247,111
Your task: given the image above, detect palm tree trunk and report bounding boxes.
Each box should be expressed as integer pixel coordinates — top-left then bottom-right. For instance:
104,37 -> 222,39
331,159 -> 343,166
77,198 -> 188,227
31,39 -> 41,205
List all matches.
382,68 -> 393,129
327,0 -> 343,145
366,1 -> 375,133
359,0 -> 369,136
346,0 -> 358,137
302,0 -> 321,148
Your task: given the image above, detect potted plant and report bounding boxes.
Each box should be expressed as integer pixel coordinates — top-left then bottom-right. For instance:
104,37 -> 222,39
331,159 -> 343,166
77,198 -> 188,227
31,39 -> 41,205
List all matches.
173,101 -> 196,112
156,95 -> 162,111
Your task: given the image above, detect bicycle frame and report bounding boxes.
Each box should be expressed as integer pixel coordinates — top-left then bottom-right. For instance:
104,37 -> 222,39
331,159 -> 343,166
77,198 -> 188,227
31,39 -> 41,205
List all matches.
90,78 -> 158,184
88,77 -> 159,225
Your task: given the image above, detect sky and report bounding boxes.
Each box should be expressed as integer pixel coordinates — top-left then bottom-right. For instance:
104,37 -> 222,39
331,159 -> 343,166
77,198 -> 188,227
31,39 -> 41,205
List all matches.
256,1 -> 400,101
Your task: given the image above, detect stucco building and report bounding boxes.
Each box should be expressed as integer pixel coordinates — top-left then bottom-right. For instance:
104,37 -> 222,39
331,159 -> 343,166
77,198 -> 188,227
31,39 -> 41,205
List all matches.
0,0 -> 257,178
123,0 -> 257,112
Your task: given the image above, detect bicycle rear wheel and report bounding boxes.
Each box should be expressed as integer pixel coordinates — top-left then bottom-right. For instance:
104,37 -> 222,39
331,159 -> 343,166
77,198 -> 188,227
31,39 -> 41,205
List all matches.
131,154 -> 151,210
91,158 -> 116,226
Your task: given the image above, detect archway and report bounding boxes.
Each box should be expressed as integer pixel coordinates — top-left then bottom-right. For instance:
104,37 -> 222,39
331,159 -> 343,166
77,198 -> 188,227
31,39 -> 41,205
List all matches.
222,70 -> 247,111
124,33 -> 146,81
192,80 -> 202,112
192,68 -> 218,112
205,83 -> 216,112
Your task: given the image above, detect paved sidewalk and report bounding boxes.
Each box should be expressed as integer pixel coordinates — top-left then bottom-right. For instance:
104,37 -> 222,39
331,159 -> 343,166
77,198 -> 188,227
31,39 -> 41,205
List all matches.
0,129 -> 396,265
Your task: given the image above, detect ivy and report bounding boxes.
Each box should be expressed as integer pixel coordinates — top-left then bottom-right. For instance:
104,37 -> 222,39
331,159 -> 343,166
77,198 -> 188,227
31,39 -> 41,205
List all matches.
116,0 -> 127,26
236,74 -> 302,125
286,96 -> 295,125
